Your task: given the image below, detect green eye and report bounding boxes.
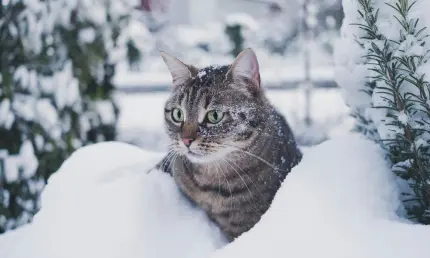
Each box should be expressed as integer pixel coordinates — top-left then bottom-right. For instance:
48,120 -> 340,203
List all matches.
171,108 -> 184,122
206,110 -> 224,124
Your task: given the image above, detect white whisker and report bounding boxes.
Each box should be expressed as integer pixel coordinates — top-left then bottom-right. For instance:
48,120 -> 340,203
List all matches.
215,143 -> 286,174
221,156 -> 261,215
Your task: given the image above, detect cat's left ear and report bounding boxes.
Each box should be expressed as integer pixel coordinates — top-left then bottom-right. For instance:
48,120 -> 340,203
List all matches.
227,48 -> 261,93
160,51 -> 193,87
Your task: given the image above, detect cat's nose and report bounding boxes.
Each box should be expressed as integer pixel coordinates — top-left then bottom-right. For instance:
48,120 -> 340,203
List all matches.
182,137 -> 194,147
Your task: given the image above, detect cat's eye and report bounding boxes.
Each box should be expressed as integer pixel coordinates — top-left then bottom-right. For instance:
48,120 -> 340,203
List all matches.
171,108 -> 184,122
206,110 -> 224,124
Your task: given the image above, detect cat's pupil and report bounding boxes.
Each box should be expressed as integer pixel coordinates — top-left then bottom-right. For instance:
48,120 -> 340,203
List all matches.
212,112 -> 218,120
172,108 -> 183,122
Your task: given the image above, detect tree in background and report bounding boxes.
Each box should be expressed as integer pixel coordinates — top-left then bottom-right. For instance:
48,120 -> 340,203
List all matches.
337,0 -> 430,223
225,23 -> 244,57
228,0 -> 343,56
0,0 -> 139,233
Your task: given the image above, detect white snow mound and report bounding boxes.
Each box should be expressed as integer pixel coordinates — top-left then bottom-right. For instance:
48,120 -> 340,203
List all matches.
212,135 -> 430,258
0,142 -> 227,258
1,136 -> 430,258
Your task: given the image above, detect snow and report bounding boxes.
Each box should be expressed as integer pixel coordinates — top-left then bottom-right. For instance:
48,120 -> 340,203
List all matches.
336,0 -> 430,145
0,142 -> 226,258
211,136 -> 430,258
78,28 -> 96,44
398,110 -> 408,125
115,19 -> 155,61
394,34 -> 426,58
2,140 -> 38,183
36,99 -> 59,132
197,69 -> 207,78
225,13 -> 259,30
2,135 -> 430,257
95,101 -> 116,125
0,99 -> 14,130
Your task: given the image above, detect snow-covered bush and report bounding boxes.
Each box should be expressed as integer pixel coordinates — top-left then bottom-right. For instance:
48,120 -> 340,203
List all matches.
0,0 -> 140,233
50,0 -> 142,143
0,0 -> 57,233
336,0 -> 430,223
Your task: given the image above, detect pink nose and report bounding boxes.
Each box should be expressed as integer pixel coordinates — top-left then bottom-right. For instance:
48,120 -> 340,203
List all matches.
182,138 -> 194,147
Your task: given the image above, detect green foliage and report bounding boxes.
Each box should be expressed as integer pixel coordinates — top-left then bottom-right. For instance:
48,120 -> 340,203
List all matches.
0,0 -> 139,233
353,0 -> 430,223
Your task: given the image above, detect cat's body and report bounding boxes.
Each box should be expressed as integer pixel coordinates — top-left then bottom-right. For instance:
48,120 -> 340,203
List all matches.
157,49 -> 302,241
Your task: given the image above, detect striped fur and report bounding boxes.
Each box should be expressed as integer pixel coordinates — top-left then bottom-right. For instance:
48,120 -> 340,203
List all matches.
157,50 -> 302,241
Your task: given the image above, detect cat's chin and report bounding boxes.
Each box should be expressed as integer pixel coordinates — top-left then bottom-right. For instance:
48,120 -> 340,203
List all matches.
185,150 -> 229,164
186,152 -> 216,164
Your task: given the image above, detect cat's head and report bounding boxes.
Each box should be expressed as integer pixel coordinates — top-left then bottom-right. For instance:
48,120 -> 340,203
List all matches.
161,48 -> 268,164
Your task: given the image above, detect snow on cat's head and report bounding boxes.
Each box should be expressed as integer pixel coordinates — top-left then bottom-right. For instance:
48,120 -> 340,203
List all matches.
160,49 -> 269,164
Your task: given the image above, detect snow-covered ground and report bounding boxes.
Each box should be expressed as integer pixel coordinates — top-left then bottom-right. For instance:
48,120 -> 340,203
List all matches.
1,134 -> 430,258
210,136 -> 430,258
116,88 -> 353,150
0,142 -> 226,258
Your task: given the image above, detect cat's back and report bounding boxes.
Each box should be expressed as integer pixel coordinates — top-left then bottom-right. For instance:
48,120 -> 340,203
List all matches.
268,104 -> 302,173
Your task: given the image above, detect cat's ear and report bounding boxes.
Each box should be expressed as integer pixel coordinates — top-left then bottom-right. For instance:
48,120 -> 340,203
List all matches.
227,48 -> 261,92
160,51 -> 192,87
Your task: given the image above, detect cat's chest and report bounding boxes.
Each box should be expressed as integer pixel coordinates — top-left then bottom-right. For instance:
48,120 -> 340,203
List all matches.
173,167 -> 230,213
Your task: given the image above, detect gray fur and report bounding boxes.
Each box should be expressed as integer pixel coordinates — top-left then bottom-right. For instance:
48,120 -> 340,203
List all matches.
156,50 -> 302,241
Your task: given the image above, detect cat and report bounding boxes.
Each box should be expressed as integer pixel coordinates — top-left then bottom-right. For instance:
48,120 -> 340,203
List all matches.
156,48 -> 302,242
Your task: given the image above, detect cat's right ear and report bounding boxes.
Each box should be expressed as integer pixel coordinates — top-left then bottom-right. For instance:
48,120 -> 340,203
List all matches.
227,48 -> 261,94
160,51 -> 192,87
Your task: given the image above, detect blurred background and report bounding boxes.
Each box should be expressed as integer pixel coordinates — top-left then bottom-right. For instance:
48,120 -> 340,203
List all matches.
0,0 -> 352,233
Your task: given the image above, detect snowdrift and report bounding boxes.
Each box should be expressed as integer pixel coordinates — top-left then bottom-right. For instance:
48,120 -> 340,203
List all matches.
212,135 -> 430,258
0,142 -> 227,258
1,136 -> 430,258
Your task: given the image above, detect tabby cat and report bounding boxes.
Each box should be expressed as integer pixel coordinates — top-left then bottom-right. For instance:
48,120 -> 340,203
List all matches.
156,48 -> 302,241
